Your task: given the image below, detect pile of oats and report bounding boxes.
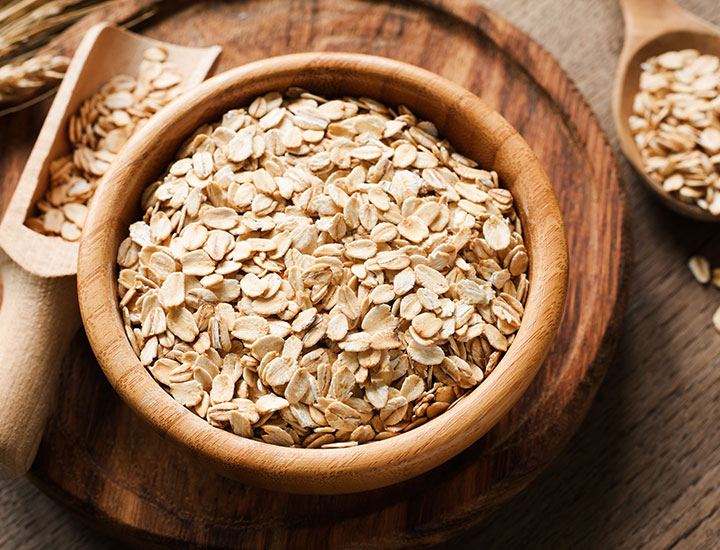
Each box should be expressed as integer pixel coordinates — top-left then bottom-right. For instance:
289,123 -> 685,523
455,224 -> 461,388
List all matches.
117,89 -> 529,448
26,46 -> 184,241
629,49 -> 720,214
688,255 -> 720,333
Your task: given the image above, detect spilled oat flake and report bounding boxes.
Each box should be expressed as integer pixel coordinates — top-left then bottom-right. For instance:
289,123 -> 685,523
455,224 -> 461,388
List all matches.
687,254 -> 720,335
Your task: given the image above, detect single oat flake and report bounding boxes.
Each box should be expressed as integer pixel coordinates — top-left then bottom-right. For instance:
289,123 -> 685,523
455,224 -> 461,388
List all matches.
688,255 -> 711,284
116,89 -> 530,448
686,254 -> 720,337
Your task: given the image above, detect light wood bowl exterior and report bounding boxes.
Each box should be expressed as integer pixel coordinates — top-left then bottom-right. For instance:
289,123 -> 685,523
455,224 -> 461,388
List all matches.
78,52 -> 568,494
613,0 -> 720,222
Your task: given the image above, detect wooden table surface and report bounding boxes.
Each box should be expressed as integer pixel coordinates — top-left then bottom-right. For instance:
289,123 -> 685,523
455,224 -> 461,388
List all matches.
1,0 -> 719,548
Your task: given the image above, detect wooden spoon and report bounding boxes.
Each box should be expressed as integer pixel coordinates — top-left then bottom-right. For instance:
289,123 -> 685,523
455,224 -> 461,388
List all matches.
0,22 -> 220,479
612,0 -> 720,222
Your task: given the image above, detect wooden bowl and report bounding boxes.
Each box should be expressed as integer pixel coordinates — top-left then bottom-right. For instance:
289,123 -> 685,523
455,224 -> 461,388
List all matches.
78,52 -> 568,495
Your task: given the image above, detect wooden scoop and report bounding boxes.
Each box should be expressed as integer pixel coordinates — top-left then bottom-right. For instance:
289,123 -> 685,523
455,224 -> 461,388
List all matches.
0,23 -> 220,479
613,0 -> 720,221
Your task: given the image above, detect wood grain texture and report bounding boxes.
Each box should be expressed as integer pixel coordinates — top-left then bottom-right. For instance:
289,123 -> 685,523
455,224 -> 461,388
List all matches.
1,0 -> 632,547
613,0 -> 720,222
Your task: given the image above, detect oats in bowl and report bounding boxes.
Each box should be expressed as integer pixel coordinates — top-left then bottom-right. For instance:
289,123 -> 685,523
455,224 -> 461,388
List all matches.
116,88 -> 528,448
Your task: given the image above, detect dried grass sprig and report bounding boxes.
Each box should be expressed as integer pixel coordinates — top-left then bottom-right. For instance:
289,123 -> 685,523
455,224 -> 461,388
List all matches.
0,0 -> 111,63
0,53 -> 68,107
0,0 -> 110,110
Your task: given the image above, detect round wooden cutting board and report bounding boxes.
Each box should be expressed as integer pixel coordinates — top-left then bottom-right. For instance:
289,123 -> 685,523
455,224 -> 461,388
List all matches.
0,0 -> 630,548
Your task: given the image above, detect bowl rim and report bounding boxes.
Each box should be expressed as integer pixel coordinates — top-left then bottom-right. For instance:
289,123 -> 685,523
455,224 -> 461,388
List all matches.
78,52 -> 568,495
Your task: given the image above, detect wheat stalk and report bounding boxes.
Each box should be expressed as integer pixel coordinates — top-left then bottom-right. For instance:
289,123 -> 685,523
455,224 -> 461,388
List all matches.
0,0 -> 110,109
0,54 -> 69,108
0,0 -> 111,62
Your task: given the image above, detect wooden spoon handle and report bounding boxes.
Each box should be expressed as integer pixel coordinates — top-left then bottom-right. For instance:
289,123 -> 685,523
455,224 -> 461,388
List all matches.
0,250 -> 79,479
619,0 -> 680,25
619,0 -> 712,45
